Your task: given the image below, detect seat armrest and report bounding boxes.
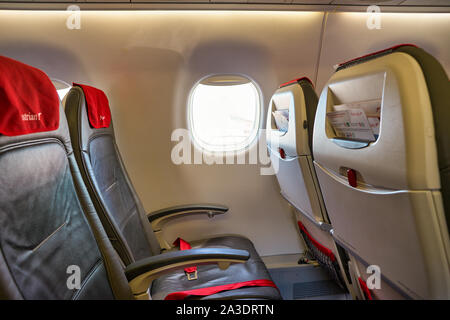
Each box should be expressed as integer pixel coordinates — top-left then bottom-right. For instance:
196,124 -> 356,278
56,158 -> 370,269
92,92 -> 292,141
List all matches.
125,248 -> 249,299
148,204 -> 228,228
147,204 -> 229,250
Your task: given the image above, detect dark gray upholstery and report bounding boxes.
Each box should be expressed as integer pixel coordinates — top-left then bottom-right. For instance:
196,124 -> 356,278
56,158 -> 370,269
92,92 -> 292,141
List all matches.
0,102 -> 133,300
65,87 -> 161,266
65,86 -> 281,300
151,236 -> 280,300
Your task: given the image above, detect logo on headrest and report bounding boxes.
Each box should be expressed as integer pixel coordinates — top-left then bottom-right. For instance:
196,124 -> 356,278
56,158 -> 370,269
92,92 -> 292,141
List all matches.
22,112 -> 42,121
99,115 -> 106,121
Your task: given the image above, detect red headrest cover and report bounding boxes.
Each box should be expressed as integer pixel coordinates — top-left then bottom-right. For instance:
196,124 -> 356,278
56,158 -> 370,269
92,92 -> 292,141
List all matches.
73,83 -> 111,129
0,56 -> 60,136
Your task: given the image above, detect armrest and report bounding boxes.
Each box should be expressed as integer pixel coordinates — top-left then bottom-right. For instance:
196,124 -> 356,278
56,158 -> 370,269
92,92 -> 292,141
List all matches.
125,248 -> 249,299
147,204 -> 229,231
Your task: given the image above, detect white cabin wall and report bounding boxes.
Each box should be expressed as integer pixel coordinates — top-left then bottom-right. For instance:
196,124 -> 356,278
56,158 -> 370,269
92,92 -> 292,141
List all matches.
106,11 -> 325,256
316,12 -> 450,92
0,11 -> 323,256
0,10 -> 448,257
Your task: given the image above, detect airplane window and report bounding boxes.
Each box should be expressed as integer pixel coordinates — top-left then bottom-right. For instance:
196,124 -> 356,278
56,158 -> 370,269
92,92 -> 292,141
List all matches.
51,78 -> 71,101
188,75 -> 261,153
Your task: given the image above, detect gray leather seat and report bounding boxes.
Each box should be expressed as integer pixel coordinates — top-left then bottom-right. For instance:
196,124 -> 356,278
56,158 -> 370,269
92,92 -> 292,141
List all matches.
0,56 -> 276,300
64,85 -> 281,300
151,236 -> 278,300
0,56 -> 134,299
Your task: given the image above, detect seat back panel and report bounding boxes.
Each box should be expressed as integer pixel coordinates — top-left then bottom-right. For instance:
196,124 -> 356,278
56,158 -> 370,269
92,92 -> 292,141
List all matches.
266,80 -> 327,223
315,54 -> 440,190
313,46 -> 450,299
315,162 -> 430,298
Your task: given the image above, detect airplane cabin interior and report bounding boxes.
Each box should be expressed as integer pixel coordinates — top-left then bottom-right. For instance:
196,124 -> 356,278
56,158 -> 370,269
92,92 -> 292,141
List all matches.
0,0 -> 449,305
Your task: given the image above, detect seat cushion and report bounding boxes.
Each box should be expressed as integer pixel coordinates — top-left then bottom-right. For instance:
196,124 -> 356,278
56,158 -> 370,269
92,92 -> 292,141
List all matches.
150,236 -> 281,300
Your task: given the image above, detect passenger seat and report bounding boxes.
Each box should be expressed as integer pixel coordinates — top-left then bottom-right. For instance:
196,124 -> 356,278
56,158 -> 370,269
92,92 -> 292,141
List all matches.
313,44 -> 450,299
266,77 -> 352,295
0,55 -> 272,300
64,83 -> 281,300
0,55 -> 131,299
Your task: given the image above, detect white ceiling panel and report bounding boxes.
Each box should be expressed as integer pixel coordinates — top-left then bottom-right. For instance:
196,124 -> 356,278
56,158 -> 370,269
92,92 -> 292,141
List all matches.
331,0 -> 404,5
402,0 -> 450,5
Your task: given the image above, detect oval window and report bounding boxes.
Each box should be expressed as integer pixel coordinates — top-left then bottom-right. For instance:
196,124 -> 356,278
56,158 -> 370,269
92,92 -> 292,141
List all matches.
188,75 -> 261,153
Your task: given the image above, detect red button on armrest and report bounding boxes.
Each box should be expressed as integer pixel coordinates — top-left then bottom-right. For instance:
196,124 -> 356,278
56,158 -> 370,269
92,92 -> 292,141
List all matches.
279,148 -> 286,159
347,169 -> 357,187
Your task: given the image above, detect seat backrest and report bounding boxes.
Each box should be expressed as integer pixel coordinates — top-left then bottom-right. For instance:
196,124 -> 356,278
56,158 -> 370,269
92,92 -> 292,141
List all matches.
313,44 -> 450,299
64,84 -> 161,266
266,78 -> 352,291
0,56 -> 132,300
266,77 -> 327,225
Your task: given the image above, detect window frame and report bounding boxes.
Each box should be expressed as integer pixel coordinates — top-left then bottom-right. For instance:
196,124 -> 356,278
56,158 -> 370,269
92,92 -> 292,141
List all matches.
51,78 -> 72,101
187,74 -> 263,154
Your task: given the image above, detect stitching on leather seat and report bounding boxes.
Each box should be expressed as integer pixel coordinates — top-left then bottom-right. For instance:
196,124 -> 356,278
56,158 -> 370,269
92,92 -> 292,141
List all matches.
32,222 -> 67,253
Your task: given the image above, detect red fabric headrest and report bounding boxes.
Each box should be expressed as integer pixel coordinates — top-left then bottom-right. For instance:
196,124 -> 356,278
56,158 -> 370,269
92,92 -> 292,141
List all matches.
0,56 -> 60,136
73,83 -> 111,129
